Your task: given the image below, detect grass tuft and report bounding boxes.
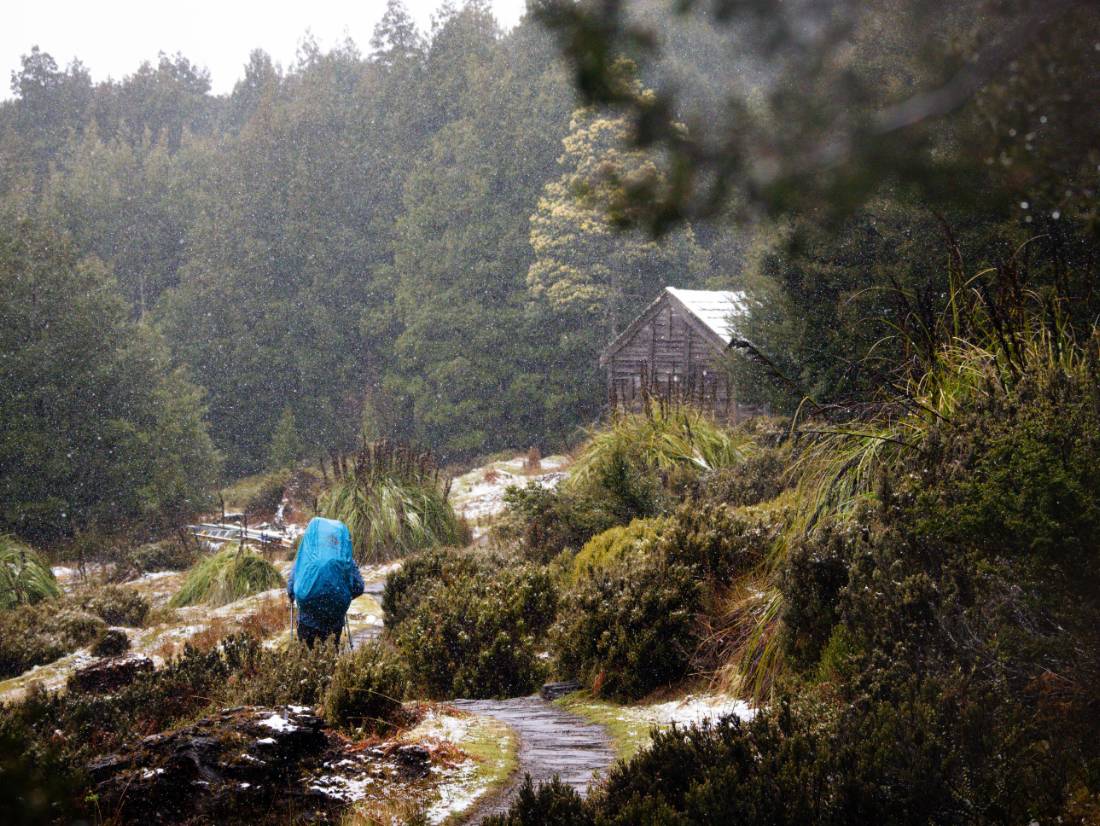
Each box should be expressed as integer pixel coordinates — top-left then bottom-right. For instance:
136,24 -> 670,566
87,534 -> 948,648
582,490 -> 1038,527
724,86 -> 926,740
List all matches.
568,397 -> 750,494
0,535 -> 62,610
319,440 -> 466,563
169,544 -> 284,608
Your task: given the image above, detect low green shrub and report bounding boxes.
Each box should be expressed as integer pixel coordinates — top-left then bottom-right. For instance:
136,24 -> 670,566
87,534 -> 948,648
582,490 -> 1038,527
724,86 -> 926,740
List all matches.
481,775 -> 592,826
570,517 -> 667,584
494,483 -> 620,564
233,638 -> 339,707
324,641 -> 408,733
392,552 -> 557,698
76,585 -> 150,627
91,628 -> 130,657
779,514 -> 862,669
552,554 -> 700,701
5,634 -> 264,766
169,545 -> 283,607
123,536 -> 199,573
495,663 -> 1093,825
660,500 -> 784,587
381,547 -> 492,629
697,445 -> 792,507
0,536 -> 61,610
0,603 -> 105,678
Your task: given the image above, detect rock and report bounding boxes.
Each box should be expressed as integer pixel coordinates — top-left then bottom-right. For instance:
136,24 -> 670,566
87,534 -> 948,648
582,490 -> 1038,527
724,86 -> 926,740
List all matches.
394,743 -> 431,777
69,654 -> 152,694
540,680 -> 582,701
89,705 -> 411,823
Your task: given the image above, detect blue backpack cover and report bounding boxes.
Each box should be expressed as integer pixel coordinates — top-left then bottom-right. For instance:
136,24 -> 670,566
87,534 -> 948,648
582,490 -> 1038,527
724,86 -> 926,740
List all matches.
289,517 -> 359,628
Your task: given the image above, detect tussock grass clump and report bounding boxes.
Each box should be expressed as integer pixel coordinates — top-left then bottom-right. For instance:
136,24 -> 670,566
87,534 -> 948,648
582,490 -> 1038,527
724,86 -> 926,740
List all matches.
719,279 -> 1100,700
0,535 -> 62,610
169,545 -> 283,608
319,440 -> 465,563
568,398 -> 750,496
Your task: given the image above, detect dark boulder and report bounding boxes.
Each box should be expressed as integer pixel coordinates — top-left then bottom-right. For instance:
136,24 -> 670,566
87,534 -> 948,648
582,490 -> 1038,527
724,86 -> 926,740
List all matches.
69,654 -> 152,694
540,680 -> 582,701
88,705 -> 430,823
394,743 -> 431,777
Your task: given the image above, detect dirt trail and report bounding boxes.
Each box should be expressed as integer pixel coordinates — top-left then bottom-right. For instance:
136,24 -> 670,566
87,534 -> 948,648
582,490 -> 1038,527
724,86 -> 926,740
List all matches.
346,579 -> 387,648
452,695 -> 615,822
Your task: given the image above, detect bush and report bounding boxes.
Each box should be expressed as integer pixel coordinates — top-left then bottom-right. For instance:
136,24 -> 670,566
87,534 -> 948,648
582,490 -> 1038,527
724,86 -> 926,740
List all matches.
169,545 -> 284,607
496,663 -> 1092,825
324,641 -> 408,733
77,585 -> 150,627
233,638 -> 339,707
570,517 -> 667,584
494,483 -> 620,564
123,536 -> 199,574
91,628 -> 130,657
779,514 -> 863,669
221,468 -> 291,518
381,547 -> 491,629
0,603 -> 105,678
553,554 -> 700,701
660,501 -> 784,587
391,552 -> 557,698
697,445 -> 792,507
0,536 -> 61,610
481,775 -> 592,826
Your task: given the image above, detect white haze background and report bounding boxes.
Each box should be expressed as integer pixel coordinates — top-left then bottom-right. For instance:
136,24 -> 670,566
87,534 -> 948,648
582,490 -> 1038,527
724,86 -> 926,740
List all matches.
4,0 -> 528,100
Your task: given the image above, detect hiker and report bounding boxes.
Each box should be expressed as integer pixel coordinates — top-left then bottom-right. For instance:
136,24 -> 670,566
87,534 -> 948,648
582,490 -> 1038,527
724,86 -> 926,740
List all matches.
287,516 -> 364,648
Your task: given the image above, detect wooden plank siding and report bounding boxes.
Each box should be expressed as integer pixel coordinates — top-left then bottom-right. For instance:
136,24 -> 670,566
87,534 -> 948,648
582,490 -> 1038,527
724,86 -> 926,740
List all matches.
601,290 -> 740,421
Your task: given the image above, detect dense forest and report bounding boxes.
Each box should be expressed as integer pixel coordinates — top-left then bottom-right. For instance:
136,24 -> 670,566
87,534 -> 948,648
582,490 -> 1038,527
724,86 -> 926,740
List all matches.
0,0 -> 758,544
1,1 -> 1099,823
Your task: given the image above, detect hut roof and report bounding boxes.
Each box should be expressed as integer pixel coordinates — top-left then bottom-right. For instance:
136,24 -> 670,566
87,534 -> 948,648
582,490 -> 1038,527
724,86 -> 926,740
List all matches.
599,287 -> 747,366
664,288 -> 747,344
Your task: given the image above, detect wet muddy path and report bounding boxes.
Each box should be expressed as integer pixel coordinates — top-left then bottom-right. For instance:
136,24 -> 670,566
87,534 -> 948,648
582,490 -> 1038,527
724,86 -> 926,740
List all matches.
452,695 -> 615,822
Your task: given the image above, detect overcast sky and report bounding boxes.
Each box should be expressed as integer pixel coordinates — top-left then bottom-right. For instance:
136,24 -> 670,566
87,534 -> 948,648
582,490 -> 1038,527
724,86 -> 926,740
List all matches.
5,0 -> 529,100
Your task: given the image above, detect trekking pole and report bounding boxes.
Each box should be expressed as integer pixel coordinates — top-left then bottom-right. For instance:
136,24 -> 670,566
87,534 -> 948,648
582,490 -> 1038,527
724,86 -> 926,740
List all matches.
289,600 -> 296,642
345,615 -> 354,653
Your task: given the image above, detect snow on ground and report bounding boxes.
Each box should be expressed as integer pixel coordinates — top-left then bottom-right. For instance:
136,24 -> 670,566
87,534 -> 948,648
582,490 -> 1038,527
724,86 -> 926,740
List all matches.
408,706 -> 472,746
130,570 -> 178,584
635,694 -> 757,726
425,760 -> 480,824
50,563 -> 110,587
450,454 -> 571,535
257,712 -> 298,732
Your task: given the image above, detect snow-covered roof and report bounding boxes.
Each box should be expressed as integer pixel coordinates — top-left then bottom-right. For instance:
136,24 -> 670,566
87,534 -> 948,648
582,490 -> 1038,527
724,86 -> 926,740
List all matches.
665,287 -> 747,344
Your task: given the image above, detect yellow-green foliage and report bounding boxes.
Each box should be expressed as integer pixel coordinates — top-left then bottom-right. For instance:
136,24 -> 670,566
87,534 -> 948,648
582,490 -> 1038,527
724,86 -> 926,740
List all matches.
169,545 -> 283,607
568,398 -> 750,495
571,517 -> 667,583
0,535 -> 61,610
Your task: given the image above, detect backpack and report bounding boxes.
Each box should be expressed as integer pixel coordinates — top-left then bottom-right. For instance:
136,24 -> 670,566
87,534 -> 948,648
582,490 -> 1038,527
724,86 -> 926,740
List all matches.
291,517 -> 357,627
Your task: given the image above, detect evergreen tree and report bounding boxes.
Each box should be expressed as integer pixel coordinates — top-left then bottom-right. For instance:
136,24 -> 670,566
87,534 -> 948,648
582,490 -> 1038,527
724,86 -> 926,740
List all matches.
268,406 -> 302,470
0,215 -> 220,540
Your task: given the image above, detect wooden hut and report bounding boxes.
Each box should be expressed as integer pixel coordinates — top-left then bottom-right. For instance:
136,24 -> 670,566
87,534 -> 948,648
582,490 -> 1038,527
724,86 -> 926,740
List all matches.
599,287 -> 755,421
